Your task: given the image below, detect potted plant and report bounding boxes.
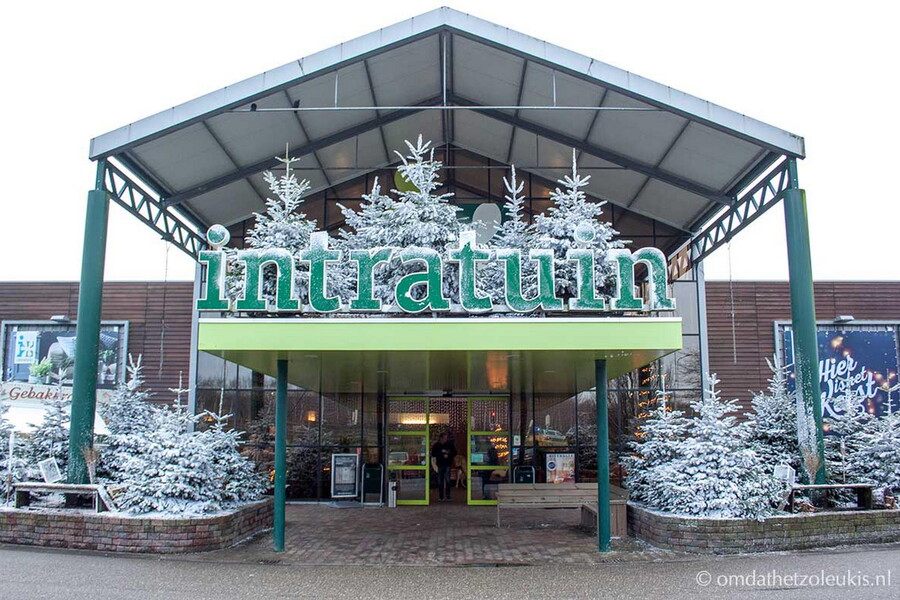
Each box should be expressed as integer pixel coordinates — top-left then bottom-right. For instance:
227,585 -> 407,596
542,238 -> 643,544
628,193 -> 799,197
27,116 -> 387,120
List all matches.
29,357 -> 53,384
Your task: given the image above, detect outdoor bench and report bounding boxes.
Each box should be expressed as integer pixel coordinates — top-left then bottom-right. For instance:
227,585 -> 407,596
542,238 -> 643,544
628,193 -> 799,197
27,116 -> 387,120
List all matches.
13,482 -> 116,513
787,483 -> 874,512
496,482 -> 628,536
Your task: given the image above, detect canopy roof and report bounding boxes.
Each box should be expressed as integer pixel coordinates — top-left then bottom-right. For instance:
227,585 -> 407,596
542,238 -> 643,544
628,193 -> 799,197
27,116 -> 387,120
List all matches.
90,7 -> 804,238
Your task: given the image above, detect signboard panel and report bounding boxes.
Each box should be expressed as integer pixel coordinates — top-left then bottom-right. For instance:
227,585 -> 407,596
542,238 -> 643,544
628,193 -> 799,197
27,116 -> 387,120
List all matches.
2,323 -> 125,388
331,453 -> 360,499
782,325 -> 899,425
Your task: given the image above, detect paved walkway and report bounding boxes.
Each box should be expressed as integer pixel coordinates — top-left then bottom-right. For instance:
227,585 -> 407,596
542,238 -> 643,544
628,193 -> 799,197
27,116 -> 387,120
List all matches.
197,491 -> 656,566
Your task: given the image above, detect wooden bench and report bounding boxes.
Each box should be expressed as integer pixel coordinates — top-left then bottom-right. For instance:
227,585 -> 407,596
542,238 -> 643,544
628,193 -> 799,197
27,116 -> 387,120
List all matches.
496,483 -> 628,537
788,483 -> 874,512
13,482 -> 116,513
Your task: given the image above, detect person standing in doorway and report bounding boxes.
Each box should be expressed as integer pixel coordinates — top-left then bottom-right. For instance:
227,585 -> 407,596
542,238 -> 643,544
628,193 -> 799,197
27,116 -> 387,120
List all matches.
431,432 -> 456,502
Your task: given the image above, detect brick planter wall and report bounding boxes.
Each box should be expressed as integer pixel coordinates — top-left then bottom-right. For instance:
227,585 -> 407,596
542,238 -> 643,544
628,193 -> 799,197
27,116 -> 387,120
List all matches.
628,502 -> 900,553
0,498 -> 273,553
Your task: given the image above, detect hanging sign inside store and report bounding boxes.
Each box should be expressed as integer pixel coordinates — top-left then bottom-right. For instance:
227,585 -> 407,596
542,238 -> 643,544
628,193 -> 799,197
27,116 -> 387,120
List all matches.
196,227 -> 676,315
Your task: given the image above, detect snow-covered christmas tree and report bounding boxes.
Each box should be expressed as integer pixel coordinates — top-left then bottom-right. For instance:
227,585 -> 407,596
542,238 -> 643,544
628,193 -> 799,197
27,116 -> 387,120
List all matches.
225,148 -> 318,307
823,371 -> 873,484
100,356 -> 157,480
483,165 -> 536,304
532,150 -> 622,301
103,357 -> 266,515
845,411 -> 900,502
22,370 -> 70,479
747,357 -> 801,473
622,385 -> 688,508
0,400 -> 26,488
629,375 -> 783,519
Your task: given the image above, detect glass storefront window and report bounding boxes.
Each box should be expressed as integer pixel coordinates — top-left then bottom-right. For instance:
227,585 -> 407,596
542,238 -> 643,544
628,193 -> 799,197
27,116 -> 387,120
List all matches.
387,434 -> 427,467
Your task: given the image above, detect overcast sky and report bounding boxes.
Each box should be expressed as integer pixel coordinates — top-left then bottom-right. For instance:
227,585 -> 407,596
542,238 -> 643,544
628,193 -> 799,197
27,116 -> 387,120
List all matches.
2,1 -> 896,282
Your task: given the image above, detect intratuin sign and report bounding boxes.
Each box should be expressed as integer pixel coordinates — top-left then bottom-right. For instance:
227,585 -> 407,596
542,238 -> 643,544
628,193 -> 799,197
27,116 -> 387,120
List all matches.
196,227 -> 676,315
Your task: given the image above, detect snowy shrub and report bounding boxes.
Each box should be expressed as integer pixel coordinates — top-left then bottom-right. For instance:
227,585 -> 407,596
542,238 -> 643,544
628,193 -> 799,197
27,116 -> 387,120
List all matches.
625,375 -> 784,519
102,357 -> 266,515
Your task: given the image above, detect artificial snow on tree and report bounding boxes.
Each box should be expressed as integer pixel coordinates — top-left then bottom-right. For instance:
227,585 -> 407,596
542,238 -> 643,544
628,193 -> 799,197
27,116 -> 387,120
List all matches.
335,176 -> 399,304
626,375 -> 783,519
384,136 -> 461,306
484,165 -> 537,304
622,386 -> 689,508
0,400 -> 26,487
194,410 -> 268,506
22,371 -> 70,479
823,372 -> 873,485
225,149 -> 318,307
102,358 -> 266,515
664,376 -> 783,519
100,356 -> 157,480
746,357 -> 802,473
845,411 -> 900,501
532,149 -> 622,301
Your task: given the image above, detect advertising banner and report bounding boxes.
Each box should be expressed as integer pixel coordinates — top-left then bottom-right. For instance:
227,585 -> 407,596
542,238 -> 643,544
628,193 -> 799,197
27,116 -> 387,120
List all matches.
783,326 -> 899,424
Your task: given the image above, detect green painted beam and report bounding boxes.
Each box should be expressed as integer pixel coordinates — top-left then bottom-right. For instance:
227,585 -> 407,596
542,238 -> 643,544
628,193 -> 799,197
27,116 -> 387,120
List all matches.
198,317 -> 682,353
68,161 -> 109,484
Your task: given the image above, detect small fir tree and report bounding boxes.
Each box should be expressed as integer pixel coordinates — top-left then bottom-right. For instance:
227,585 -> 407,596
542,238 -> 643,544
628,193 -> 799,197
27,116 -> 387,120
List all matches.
336,176 -> 399,304
746,357 -> 802,473
622,386 -> 688,507
845,411 -> 900,501
0,400 -> 27,487
100,356 -> 157,480
823,372 -> 873,484
484,165 -> 536,304
662,376 -> 783,519
22,371 -> 70,478
532,150 -> 622,301
225,149 -> 317,307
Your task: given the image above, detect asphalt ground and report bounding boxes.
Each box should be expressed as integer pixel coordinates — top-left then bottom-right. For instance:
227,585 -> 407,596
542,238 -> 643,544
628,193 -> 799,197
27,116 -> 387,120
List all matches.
0,542 -> 897,599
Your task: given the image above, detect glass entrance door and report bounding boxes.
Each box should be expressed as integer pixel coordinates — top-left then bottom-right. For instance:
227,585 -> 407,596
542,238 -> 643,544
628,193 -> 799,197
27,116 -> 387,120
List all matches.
467,396 -> 510,505
387,397 -> 429,505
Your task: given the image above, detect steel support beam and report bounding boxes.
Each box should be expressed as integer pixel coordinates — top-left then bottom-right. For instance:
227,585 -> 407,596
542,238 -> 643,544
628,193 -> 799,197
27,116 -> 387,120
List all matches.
164,98 -> 442,207
690,159 -> 790,264
67,161 -> 110,484
450,94 -> 732,206
783,158 -> 826,486
595,359 -> 611,552
273,358 -> 288,552
102,162 -> 206,260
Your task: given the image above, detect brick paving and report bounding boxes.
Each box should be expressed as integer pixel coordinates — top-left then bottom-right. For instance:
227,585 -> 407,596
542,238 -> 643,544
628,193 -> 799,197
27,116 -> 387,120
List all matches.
198,489 -> 655,566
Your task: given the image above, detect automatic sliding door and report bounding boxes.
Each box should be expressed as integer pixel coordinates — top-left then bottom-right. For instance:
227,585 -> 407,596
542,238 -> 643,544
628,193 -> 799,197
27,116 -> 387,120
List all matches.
387,397 -> 429,505
467,396 -> 510,505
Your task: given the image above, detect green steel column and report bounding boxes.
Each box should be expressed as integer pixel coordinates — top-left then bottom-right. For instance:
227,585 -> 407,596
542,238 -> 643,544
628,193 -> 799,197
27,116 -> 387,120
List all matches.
595,359 -> 611,552
273,358 -> 288,552
67,161 -> 109,484
783,158 -> 827,485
